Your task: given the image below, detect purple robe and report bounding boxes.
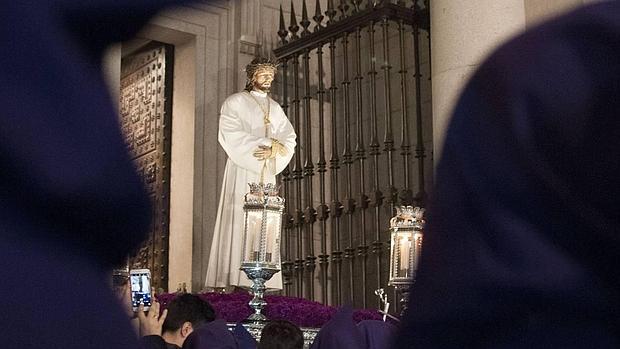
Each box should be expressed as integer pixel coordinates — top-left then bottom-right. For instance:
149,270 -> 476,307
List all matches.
0,1 -> 188,348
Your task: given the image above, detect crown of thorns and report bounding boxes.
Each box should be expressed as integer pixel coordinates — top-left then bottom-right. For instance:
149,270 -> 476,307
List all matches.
245,58 -> 279,80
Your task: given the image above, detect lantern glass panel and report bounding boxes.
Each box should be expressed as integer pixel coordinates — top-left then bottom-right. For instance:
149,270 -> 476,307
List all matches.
264,211 -> 281,264
399,231 -> 413,278
388,206 -> 425,286
240,183 -> 284,269
243,209 -> 264,262
389,228 -> 414,281
412,232 -> 423,274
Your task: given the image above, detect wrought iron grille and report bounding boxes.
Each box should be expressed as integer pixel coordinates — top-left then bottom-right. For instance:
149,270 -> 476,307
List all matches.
273,0 -> 431,312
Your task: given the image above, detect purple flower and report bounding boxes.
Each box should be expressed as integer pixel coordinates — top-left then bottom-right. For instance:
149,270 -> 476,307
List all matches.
155,291 -> 384,327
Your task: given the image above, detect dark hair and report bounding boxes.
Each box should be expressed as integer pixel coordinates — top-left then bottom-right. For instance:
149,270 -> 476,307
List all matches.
162,294 -> 216,333
258,320 -> 304,349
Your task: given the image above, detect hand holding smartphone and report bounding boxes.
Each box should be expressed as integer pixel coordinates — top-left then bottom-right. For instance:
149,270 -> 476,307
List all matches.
130,269 -> 152,312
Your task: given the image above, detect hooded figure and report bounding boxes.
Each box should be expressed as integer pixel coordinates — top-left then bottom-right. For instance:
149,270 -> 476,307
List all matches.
309,306 -> 365,349
0,1 -> 186,348
233,322 -> 258,349
182,319 -> 239,349
396,1 -> 620,348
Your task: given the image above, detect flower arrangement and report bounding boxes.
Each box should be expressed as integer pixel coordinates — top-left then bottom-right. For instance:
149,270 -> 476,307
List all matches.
156,291 -> 383,328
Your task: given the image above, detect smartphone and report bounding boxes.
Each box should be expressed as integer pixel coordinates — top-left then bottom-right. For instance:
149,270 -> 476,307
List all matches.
129,269 -> 152,312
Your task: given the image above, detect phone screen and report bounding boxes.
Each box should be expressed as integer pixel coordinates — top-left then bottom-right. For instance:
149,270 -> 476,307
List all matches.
130,269 -> 152,311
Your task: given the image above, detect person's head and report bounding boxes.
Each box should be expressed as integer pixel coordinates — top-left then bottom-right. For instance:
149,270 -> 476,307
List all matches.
245,57 -> 278,93
309,306 -> 365,349
258,320 -> 303,349
161,294 -> 216,347
183,319 -> 239,349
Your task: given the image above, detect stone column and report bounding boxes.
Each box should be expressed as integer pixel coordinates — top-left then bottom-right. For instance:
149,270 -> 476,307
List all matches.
524,0 -> 589,27
430,0 -> 526,160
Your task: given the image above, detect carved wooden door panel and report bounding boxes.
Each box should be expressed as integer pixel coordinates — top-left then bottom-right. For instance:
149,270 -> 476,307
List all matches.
120,43 -> 173,291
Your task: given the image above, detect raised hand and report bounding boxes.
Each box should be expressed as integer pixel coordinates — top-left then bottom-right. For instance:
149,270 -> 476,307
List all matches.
137,300 -> 168,337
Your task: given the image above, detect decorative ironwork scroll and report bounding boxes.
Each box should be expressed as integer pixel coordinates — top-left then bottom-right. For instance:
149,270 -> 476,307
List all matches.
120,43 -> 174,291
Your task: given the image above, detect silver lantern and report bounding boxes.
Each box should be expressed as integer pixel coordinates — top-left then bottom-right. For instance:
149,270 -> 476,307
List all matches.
388,206 -> 425,315
240,182 -> 284,322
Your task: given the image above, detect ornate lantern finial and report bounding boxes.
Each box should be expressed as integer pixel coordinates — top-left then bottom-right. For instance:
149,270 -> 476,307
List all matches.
388,205 -> 425,315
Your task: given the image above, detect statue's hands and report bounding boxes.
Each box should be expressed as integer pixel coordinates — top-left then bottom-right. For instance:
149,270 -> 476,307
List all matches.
253,145 -> 272,160
270,138 -> 287,157
254,139 -> 286,160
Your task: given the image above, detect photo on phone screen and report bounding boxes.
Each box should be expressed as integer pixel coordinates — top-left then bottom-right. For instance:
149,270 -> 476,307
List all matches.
130,269 -> 152,311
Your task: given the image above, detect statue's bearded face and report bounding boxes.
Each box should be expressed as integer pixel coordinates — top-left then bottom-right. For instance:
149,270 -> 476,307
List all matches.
252,68 -> 275,92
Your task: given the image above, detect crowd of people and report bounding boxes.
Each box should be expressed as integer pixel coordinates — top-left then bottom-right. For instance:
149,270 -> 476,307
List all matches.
128,290 -> 395,349
128,291 -> 306,349
2,0 -> 618,348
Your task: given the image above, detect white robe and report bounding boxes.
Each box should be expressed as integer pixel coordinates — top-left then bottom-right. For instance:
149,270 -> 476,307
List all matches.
205,90 -> 296,289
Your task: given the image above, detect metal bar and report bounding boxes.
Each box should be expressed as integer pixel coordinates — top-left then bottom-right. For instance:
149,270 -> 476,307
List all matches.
278,5 -> 289,46
341,32 -> 356,304
338,0 -> 349,21
353,25 -> 368,308
328,38 -> 343,306
367,20 -> 384,307
381,17 -> 397,209
325,0 -> 337,26
281,60 -> 290,117
398,20 -> 413,206
381,16 -> 398,315
282,170 -> 293,296
413,22 -> 427,206
291,54 -> 305,298
313,0 -> 324,32
279,59 -> 294,296
289,1 -> 300,41
300,0 -> 311,37
302,49 -> 316,300
316,44 -> 330,304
